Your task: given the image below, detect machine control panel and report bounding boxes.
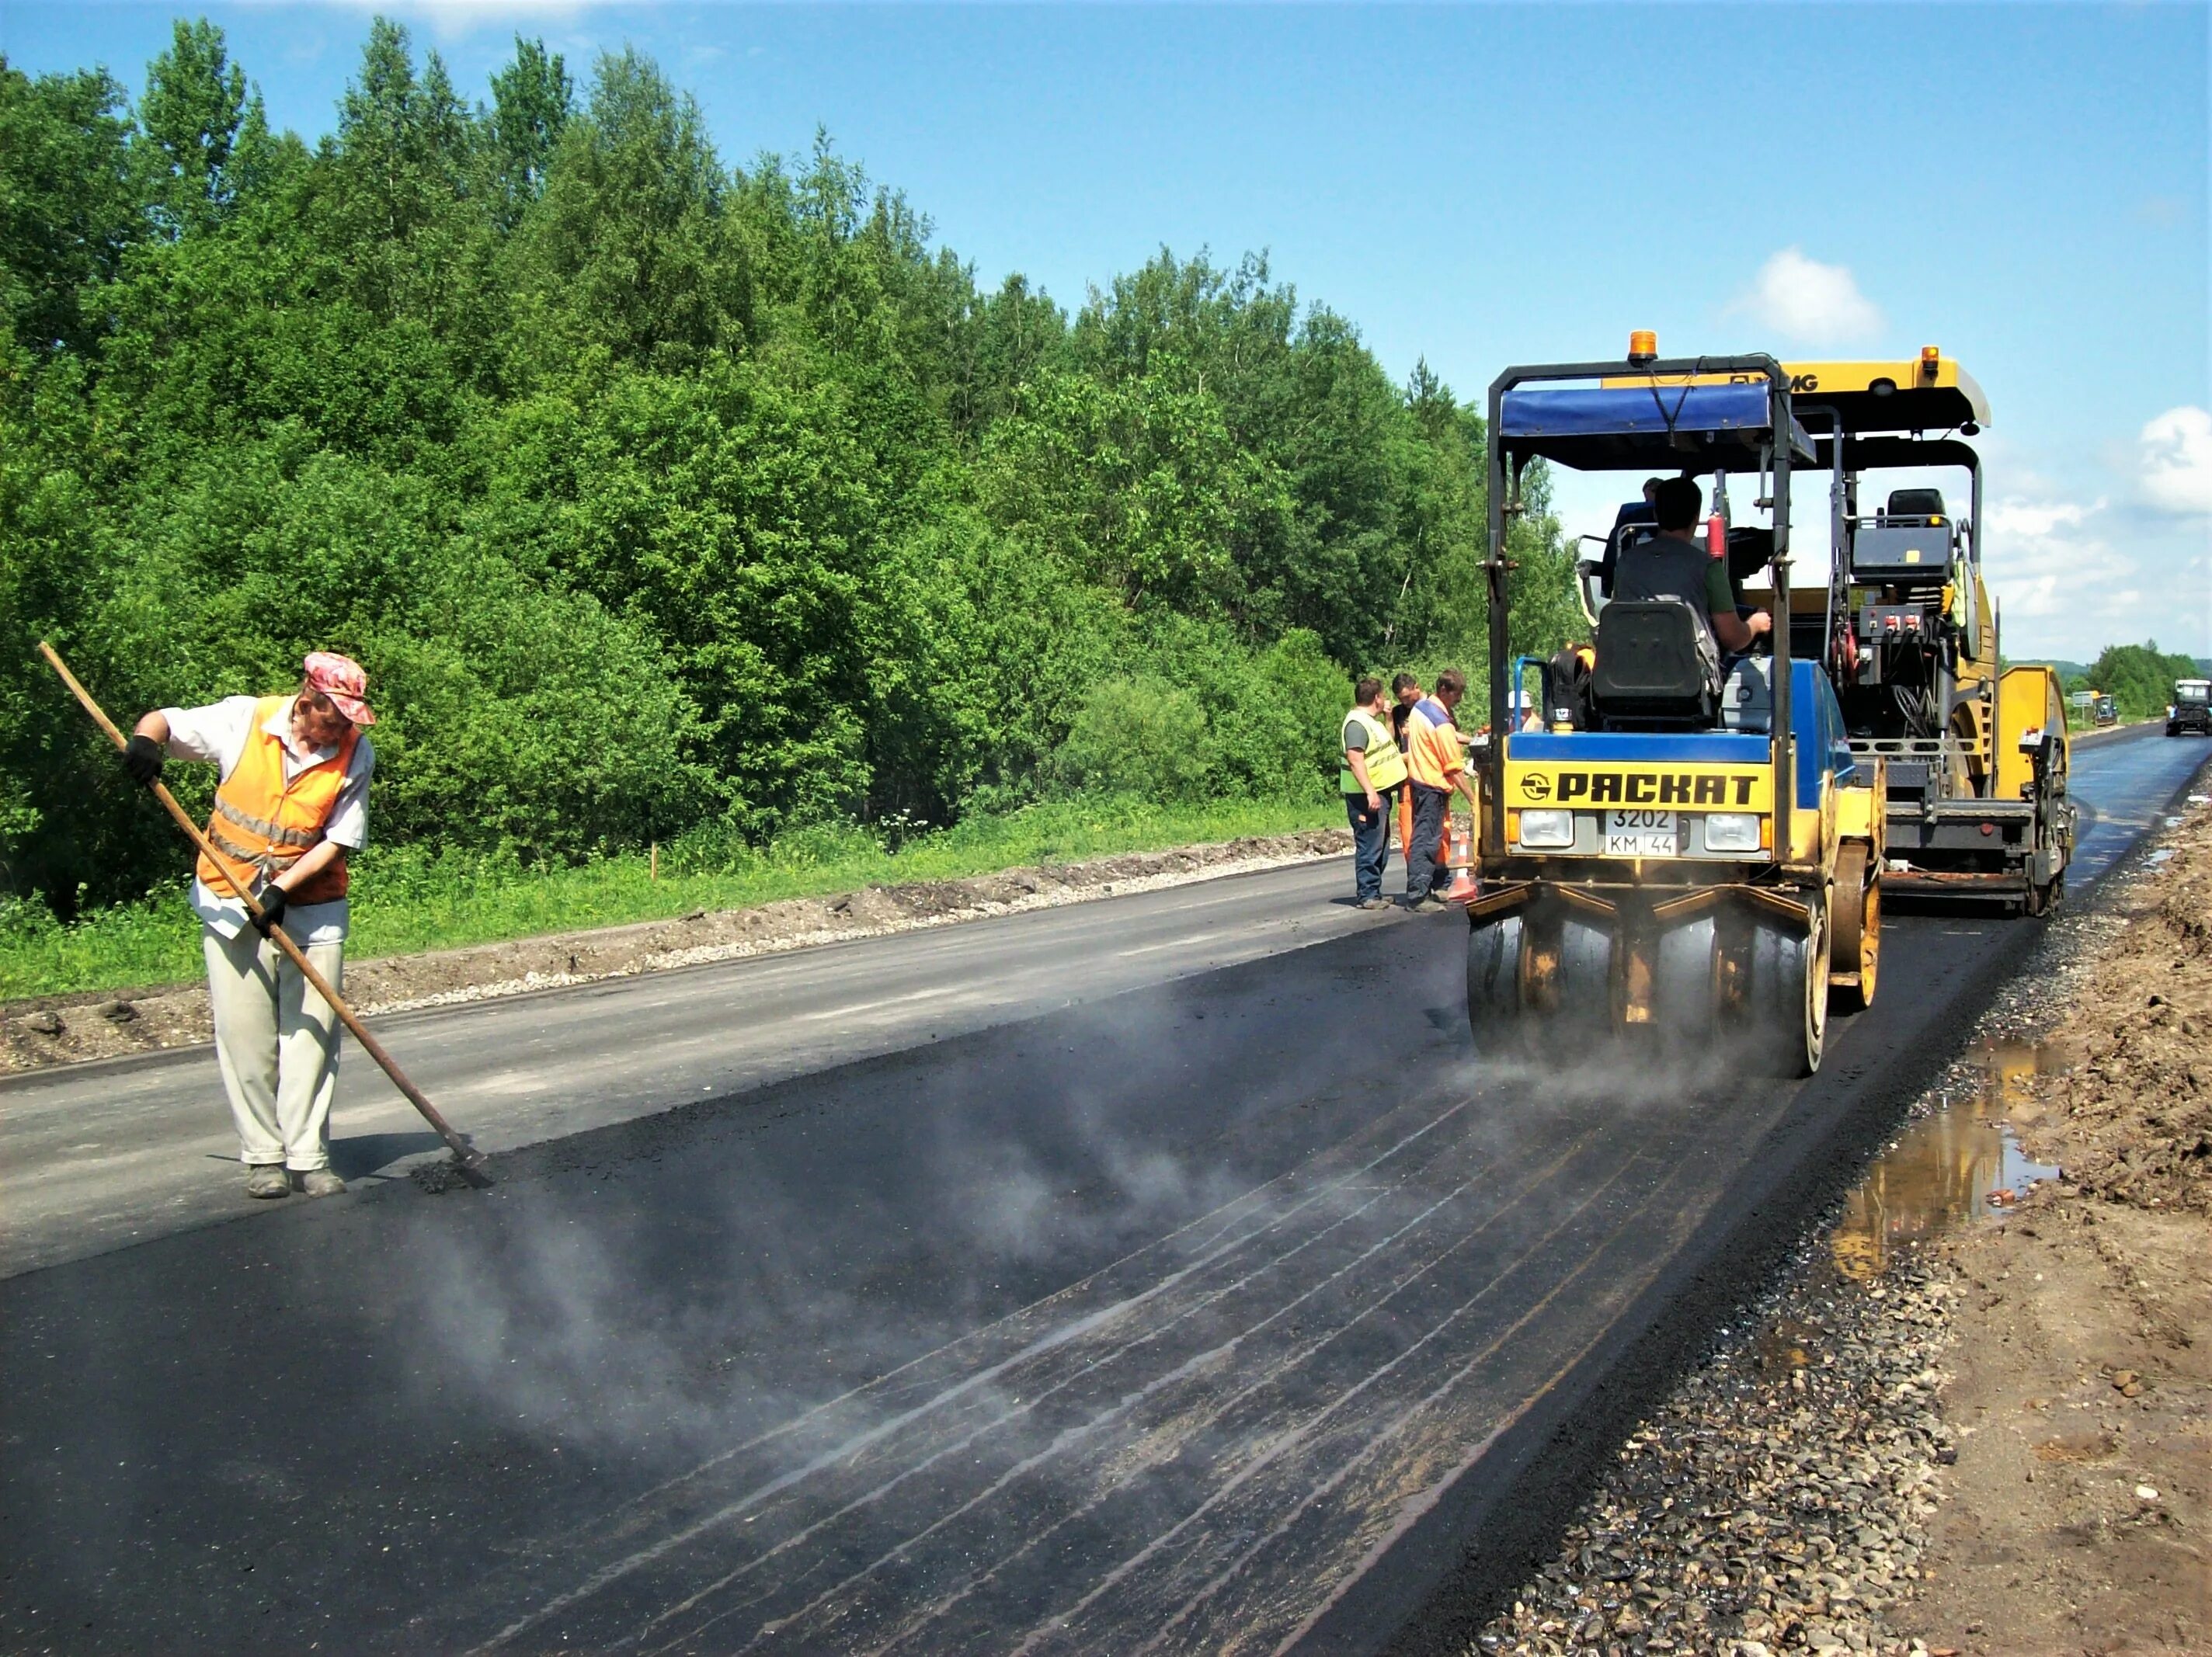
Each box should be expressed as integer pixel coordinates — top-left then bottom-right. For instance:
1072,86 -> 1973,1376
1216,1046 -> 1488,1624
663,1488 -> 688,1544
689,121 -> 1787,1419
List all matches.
1859,603 -> 1940,641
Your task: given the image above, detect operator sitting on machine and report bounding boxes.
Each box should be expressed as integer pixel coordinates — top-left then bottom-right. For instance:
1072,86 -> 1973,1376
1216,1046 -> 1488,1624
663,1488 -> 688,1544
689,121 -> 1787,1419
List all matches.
1614,477 -> 1771,655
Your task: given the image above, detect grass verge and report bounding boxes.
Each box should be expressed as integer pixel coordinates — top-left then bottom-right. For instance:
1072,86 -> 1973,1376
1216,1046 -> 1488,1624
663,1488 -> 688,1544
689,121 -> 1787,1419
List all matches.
0,794 -> 1340,1002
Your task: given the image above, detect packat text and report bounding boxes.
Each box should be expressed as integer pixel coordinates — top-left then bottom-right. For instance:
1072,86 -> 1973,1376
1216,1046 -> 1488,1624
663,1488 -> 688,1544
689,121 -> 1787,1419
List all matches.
1511,768 -> 1768,809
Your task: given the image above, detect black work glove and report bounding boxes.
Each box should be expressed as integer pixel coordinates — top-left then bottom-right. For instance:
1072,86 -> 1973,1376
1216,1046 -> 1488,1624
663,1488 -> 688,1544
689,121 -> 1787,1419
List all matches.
250,884 -> 290,937
121,733 -> 165,787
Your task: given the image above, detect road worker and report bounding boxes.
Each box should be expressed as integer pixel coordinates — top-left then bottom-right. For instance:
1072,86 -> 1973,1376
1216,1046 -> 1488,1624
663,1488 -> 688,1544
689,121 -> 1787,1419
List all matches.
1616,477 -> 1770,654
1341,676 -> 1408,909
1403,669 -> 1479,907
120,654 -> 377,1200
1390,673 -> 1422,861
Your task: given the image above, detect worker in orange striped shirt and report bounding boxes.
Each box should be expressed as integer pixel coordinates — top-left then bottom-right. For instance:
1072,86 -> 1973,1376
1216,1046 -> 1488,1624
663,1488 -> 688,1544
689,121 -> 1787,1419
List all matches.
1402,668 -> 1479,908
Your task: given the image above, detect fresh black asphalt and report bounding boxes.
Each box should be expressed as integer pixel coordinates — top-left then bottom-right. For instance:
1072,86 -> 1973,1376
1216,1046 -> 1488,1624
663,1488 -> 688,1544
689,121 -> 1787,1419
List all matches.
2,727 -> 2203,1656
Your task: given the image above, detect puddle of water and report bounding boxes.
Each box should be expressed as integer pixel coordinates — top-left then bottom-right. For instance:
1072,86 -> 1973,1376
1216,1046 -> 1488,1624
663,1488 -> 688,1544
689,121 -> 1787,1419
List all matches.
1831,1037 -> 2068,1284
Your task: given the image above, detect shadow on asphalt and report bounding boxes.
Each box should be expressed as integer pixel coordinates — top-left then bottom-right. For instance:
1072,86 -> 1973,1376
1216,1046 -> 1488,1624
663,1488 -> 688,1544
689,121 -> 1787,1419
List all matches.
329,1129 -> 450,1181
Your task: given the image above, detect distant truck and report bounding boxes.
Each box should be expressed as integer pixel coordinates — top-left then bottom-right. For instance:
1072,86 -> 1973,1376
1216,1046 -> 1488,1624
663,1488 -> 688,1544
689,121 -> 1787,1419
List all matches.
2093,693 -> 2117,727
2169,679 -> 2210,738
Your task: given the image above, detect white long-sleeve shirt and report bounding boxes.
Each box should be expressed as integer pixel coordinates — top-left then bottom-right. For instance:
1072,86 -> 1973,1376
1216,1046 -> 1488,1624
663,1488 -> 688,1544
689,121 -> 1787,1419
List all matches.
160,696 -> 375,943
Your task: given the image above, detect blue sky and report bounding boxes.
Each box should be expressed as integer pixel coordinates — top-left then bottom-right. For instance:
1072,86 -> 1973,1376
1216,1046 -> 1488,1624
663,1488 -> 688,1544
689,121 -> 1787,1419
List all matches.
8,2 -> 2207,661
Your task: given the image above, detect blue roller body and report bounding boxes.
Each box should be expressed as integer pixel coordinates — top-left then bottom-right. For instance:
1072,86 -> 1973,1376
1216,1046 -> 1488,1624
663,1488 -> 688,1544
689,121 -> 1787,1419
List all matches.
1508,662 -> 1855,811
1509,732 -> 1765,763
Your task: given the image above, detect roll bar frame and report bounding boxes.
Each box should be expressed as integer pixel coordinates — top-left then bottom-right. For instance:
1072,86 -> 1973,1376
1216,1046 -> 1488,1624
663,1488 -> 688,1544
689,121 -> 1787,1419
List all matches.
1485,354 -> 1796,872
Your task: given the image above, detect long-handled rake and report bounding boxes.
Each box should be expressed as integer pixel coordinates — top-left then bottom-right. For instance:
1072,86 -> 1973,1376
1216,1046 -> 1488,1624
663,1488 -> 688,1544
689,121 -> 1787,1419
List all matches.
40,641 -> 492,1189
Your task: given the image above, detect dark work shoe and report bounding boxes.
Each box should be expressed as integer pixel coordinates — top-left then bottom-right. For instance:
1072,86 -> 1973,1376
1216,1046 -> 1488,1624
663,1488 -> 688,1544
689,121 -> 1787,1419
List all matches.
244,1165 -> 290,1200
296,1169 -> 346,1198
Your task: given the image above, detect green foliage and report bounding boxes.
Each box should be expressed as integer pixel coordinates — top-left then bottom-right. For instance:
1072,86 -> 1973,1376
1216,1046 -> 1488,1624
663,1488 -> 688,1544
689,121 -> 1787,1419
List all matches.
2083,641 -> 2203,721
484,35 -> 570,228
0,16 -> 1537,960
134,18 -> 266,238
0,57 -> 140,353
1059,676 -> 1217,802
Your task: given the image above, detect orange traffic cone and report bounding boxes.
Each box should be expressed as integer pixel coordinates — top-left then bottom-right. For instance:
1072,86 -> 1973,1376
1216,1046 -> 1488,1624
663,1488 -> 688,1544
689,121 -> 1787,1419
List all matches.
1444,813 -> 1479,903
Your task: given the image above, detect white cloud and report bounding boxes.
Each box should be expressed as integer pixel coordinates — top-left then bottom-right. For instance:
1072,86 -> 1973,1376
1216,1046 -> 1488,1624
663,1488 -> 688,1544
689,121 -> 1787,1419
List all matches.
1986,498 -> 2095,541
1728,247 -> 1883,345
2139,405 -> 2212,516
266,0 -> 596,43
1980,493 -> 2145,644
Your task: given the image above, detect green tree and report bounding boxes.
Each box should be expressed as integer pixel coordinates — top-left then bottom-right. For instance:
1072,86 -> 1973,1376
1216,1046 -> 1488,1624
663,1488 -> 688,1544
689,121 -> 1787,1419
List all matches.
509,48 -> 738,375
484,35 -> 570,228
0,59 -> 139,352
2085,641 -> 2202,721
134,18 -> 265,238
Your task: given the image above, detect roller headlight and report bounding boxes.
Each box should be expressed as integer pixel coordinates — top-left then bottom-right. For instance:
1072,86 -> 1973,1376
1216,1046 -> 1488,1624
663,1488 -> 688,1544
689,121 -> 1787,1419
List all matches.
1705,812 -> 1761,853
1518,809 -> 1574,849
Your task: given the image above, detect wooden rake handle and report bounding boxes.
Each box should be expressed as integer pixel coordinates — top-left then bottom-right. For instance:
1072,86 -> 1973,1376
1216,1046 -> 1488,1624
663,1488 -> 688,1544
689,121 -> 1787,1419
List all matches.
38,641 -> 490,1186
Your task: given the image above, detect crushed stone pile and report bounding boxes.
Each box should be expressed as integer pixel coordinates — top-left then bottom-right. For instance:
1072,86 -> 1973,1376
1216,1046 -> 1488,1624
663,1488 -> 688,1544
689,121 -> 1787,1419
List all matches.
1472,1261 -> 1956,1657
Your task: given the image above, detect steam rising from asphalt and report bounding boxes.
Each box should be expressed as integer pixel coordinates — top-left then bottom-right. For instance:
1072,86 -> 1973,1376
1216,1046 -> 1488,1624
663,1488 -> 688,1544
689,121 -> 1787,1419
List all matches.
395,967 -> 1731,1653
402,998 -> 1294,1463
404,996 -> 1717,1466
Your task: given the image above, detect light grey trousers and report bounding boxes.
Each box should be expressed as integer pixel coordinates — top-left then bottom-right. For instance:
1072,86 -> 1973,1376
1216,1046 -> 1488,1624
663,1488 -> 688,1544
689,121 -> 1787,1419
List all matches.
202,924 -> 345,1172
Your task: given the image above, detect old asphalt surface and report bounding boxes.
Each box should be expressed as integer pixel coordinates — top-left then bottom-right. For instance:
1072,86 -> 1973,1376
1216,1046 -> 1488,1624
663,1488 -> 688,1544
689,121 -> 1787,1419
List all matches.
2,726 -> 2203,1656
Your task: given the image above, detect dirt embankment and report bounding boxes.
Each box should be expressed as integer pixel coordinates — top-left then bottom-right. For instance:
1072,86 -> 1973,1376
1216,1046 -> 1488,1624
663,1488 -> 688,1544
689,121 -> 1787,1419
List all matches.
1,828 -> 1350,1075
1904,804 -> 2210,1655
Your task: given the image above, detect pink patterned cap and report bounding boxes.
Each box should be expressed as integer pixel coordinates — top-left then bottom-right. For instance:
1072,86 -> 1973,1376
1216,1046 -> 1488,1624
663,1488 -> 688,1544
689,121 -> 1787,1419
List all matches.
302,651 -> 376,726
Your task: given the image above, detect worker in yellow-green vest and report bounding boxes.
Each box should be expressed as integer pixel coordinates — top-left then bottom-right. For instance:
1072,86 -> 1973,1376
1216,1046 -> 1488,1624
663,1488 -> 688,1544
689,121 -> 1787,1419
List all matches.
121,653 -> 377,1201
1341,676 -> 1409,908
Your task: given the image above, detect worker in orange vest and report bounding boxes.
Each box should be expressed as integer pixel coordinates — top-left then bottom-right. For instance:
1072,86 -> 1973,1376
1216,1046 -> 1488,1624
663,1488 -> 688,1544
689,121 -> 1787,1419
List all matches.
1389,673 -> 1423,864
1403,668 -> 1479,907
122,653 -> 377,1200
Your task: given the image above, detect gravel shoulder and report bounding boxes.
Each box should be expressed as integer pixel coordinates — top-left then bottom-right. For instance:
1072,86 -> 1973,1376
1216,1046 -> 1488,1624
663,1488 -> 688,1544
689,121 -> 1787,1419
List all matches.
0,828 -> 1348,1075
1469,788 -> 2210,1657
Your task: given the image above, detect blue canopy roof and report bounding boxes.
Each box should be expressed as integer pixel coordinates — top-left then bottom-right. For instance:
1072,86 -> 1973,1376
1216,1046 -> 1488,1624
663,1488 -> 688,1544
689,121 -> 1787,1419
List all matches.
1504,382 -> 1769,438
1499,383 -> 1817,472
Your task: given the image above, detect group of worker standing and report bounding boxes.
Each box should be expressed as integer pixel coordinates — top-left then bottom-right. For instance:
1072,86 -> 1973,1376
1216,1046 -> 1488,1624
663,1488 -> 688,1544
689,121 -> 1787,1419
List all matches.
1340,669 -> 1478,910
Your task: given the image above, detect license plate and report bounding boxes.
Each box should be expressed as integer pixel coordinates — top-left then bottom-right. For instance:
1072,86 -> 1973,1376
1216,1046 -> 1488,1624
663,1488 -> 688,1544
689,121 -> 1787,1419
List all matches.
1604,809 -> 1678,856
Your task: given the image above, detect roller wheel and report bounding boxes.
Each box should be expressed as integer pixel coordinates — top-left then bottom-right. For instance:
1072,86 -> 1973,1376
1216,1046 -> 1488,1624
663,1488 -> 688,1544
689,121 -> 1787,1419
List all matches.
1722,895 -> 1829,1079
1465,912 -> 1612,1067
1830,843 -> 1880,1013
1649,917 -> 1719,1048
1466,915 -> 1527,1058
2025,871 -> 2063,918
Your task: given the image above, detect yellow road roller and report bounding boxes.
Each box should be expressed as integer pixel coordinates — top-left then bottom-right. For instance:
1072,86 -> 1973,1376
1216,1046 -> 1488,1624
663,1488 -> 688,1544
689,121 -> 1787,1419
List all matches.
1467,343 -> 1884,1076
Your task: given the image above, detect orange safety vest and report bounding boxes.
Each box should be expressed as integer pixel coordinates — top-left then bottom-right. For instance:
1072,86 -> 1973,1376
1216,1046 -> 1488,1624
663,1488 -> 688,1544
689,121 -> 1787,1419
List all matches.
1404,701 -> 1464,790
196,696 -> 360,905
